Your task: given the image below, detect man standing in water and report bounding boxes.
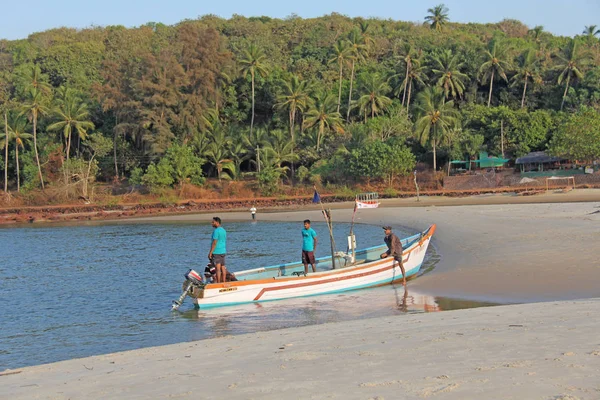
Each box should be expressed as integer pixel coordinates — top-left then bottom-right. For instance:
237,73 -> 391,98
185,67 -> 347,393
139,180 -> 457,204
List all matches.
381,226 -> 407,286
250,205 -> 257,220
208,217 -> 227,283
301,219 -> 318,274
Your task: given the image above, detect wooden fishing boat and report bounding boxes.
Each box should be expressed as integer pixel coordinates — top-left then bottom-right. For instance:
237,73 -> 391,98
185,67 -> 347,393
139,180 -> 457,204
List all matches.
172,224 -> 436,310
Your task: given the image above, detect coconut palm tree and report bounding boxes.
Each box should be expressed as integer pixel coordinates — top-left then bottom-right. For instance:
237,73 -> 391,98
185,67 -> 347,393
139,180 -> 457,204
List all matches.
20,88 -> 49,189
555,39 -> 588,111
228,137 -> 249,180
510,49 -> 540,108
346,29 -> 369,121
395,60 -> 427,112
479,39 -> 511,107
413,86 -> 459,172
21,64 -> 52,95
430,49 -> 469,100
2,113 -> 32,192
19,65 -> 52,190
425,4 -> 450,32
241,125 -> 271,173
355,74 -> 392,122
463,133 -> 484,171
328,40 -> 351,114
444,126 -> 466,176
205,124 -> 234,181
304,93 -> 344,151
47,88 -> 95,161
238,43 -> 269,138
583,25 -> 600,38
528,25 -> 545,44
359,20 -> 375,46
390,45 -> 420,107
266,129 -> 299,170
274,75 -> 312,143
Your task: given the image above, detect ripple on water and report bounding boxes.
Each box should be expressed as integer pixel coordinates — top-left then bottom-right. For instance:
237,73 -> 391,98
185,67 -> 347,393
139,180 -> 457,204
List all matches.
0,220 -> 451,370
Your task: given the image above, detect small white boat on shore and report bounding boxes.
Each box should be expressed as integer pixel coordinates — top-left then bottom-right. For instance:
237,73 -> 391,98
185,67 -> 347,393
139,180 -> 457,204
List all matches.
172,224 -> 436,310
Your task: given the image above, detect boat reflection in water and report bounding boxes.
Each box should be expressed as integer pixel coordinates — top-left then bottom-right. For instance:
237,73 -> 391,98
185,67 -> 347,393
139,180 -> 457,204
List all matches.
178,285 -> 496,339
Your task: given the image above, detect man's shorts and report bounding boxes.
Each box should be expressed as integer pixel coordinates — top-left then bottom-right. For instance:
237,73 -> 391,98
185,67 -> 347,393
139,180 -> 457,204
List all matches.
212,254 -> 226,266
302,250 -> 316,264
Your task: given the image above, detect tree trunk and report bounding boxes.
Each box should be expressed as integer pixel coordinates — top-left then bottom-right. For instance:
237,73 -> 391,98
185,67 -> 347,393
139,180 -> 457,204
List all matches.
316,120 -> 324,151
4,112 -> 8,193
337,62 -> 343,114
561,74 -> 570,111
432,139 -> 437,172
414,171 -> 420,202
16,144 -> 20,192
290,108 -> 296,182
66,129 -> 72,162
113,115 -> 119,180
256,145 -> 261,173
289,108 -> 295,143
487,69 -> 495,107
33,111 -> 44,190
521,79 -> 528,109
402,62 -> 410,106
215,84 -> 220,117
406,80 -> 413,112
250,71 -> 256,137
346,60 -> 355,122
501,120 -> 505,158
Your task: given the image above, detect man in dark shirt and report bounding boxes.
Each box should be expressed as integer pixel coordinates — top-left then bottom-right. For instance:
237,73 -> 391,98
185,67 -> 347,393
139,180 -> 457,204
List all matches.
381,226 -> 407,285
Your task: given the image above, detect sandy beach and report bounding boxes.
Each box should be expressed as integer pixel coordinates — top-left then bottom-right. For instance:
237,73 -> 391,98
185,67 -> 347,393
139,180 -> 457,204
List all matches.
3,193 -> 600,399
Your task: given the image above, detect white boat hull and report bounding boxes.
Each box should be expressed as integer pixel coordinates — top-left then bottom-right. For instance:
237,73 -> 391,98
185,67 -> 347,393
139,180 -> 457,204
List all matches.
193,225 -> 436,308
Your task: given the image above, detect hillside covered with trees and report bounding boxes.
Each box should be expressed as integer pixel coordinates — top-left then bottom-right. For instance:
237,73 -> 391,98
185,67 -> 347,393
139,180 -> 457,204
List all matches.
1,5 -> 599,203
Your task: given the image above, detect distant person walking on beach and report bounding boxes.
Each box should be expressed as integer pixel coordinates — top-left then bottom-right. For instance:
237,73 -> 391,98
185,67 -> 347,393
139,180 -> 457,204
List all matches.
250,206 -> 257,220
301,219 -> 318,274
208,217 -> 227,283
381,226 -> 407,286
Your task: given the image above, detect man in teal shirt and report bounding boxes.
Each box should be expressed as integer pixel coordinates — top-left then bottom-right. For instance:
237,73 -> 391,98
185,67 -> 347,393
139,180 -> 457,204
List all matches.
301,219 -> 318,274
208,216 -> 227,283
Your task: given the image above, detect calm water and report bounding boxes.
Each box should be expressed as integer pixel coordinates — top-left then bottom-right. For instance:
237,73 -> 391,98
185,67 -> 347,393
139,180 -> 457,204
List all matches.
0,219 -> 485,370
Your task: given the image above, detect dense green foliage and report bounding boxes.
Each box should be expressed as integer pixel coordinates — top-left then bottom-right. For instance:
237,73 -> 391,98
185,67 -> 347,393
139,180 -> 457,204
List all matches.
1,8 -> 599,196
548,107 -> 600,162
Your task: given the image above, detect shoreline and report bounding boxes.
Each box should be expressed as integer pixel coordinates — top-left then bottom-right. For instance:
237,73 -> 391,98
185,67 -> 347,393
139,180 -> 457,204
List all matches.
4,198 -> 600,398
2,188 -> 600,227
4,298 -> 600,399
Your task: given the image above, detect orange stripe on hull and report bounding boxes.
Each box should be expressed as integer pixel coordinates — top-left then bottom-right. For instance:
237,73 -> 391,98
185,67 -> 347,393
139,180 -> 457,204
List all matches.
252,261 -> 400,301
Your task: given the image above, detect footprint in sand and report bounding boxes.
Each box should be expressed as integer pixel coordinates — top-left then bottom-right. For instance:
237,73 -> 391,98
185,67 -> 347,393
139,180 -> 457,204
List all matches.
419,383 -> 460,397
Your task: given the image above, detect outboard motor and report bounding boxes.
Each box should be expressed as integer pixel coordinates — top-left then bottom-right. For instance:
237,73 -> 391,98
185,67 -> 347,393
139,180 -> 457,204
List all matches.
172,269 -> 205,311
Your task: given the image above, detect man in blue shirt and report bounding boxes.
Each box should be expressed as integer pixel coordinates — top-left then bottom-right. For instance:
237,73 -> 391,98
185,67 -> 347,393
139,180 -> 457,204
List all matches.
208,216 -> 227,283
301,219 -> 318,274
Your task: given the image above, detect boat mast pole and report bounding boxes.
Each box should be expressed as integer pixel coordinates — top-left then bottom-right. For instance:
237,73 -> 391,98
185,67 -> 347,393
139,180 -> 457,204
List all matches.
349,200 -> 357,262
314,186 -> 337,269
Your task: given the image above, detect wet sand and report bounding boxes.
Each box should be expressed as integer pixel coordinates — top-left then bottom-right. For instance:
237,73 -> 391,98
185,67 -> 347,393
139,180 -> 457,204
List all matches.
4,299 -> 600,399
4,192 -> 600,398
